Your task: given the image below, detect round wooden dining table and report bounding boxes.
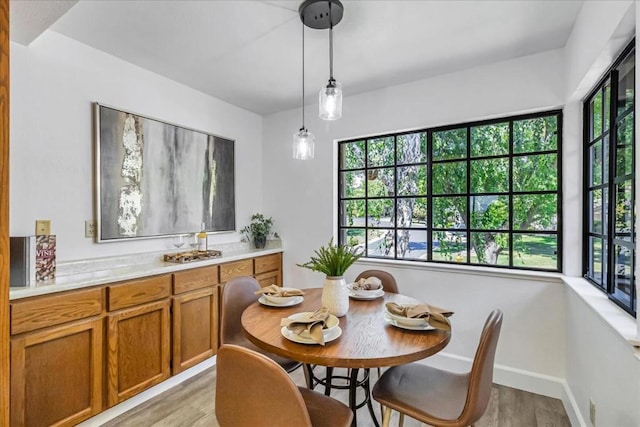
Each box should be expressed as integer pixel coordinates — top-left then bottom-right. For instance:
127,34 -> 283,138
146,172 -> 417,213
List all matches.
241,288 -> 451,426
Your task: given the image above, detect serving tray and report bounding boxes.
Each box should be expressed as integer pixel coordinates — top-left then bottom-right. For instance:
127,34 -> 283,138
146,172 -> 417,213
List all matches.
163,250 -> 222,264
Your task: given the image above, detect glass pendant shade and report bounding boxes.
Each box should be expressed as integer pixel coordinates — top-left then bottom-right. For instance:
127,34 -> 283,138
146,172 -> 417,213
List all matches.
293,128 -> 315,160
319,80 -> 342,120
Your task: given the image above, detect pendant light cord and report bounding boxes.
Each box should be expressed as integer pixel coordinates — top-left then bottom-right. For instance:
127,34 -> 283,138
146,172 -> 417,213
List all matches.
301,18 -> 306,130
329,0 -> 334,81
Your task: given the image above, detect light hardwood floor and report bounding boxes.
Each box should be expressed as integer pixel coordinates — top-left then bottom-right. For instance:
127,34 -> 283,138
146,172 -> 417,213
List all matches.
102,366 -> 571,427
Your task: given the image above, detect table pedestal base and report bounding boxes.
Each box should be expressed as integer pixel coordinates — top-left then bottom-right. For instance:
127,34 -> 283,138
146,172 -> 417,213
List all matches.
304,365 -> 380,427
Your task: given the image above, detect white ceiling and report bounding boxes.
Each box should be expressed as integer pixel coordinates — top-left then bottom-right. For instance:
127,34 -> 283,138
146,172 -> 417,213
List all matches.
11,0 -> 584,116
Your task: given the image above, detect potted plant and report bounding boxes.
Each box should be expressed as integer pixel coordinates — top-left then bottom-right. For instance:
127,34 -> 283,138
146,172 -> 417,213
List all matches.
298,238 -> 362,317
240,213 -> 274,249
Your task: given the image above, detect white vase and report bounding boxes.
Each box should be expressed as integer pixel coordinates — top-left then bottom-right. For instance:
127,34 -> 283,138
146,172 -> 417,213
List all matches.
322,276 -> 349,317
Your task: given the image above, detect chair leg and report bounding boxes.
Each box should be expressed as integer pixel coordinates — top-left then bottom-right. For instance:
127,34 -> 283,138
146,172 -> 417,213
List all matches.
381,406 -> 392,427
398,413 -> 405,427
302,364 -> 313,389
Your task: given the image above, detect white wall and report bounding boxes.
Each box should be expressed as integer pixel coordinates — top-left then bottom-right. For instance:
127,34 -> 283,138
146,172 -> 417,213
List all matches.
10,31 -> 264,261
263,49 -> 567,394
562,1 -> 640,426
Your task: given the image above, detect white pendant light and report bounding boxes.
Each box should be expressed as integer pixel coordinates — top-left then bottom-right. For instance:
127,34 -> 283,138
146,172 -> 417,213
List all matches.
299,0 -> 344,121
293,18 -> 315,160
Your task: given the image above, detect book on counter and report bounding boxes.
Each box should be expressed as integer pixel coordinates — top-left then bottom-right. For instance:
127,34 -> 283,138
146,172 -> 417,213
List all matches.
35,235 -> 56,282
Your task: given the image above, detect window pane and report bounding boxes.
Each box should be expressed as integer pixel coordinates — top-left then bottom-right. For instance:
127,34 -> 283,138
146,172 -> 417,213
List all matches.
432,161 -> 467,194
341,170 -> 365,198
603,187 -> 609,236
367,137 -> 394,167
590,140 -> 602,186
470,232 -> 509,265
616,49 -> 635,114
604,83 -> 611,131
616,112 -> 634,177
341,228 -> 365,248
612,245 -> 633,308
470,158 -> 509,193
367,199 -> 394,227
588,189 -> 602,234
588,237 -> 604,286
367,229 -> 394,257
340,200 -> 365,227
513,194 -> 558,231
366,168 -> 394,197
433,196 -> 466,229
433,231 -> 467,262
397,198 -> 427,227
433,128 -> 467,160
590,90 -> 603,139
603,135 -> 609,184
398,132 -> 426,164
397,229 -> 427,260
340,141 -> 365,169
513,234 -> 557,270
513,154 -> 557,192
397,165 -> 426,196
470,195 -> 509,229
615,180 -> 633,241
513,116 -> 557,153
471,123 -> 509,157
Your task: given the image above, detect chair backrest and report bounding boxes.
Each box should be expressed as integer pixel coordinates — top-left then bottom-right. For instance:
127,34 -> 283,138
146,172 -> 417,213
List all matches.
220,276 -> 260,345
354,269 -> 399,294
216,344 -> 312,427
459,309 -> 503,425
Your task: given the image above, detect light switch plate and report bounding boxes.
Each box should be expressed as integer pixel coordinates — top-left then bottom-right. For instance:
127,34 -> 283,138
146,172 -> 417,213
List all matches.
35,220 -> 51,236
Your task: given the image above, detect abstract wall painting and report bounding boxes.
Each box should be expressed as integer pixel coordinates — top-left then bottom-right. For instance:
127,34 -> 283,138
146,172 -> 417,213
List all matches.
95,104 -> 235,242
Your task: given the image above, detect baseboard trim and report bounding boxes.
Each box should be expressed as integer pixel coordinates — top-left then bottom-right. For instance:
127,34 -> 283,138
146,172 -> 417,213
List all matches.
415,352 -> 585,426
77,356 -> 217,427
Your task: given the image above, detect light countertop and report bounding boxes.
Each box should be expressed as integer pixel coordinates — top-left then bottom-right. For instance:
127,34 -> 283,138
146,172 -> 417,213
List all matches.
10,241 -> 282,300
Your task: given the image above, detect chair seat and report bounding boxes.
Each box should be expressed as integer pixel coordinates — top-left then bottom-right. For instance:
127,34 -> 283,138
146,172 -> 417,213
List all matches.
236,335 -> 302,373
299,387 -> 353,427
372,363 -> 470,425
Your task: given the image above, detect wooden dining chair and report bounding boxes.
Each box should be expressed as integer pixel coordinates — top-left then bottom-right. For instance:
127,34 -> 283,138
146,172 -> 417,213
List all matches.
216,344 -> 353,427
355,269 -> 399,294
372,309 -> 503,427
220,276 -> 302,374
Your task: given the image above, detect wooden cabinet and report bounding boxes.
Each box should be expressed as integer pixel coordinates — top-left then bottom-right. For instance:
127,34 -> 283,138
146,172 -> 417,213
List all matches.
9,251 -> 281,424
254,253 -> 282,287
10,317 -> 103,427
106,276 -> 172,407
172,266 -> 219,374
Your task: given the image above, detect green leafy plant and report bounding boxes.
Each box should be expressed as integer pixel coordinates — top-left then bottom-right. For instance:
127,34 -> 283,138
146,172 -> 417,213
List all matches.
240,213 -> 275,242
298,238 -> 362,277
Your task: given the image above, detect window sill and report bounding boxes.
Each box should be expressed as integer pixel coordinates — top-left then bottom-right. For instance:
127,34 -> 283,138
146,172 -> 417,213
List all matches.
562,276 -> 640,357
355,259 -> 640,357
356,257 -> 564,283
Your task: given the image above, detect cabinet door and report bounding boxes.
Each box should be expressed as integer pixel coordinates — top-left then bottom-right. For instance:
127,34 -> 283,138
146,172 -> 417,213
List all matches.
107,300 -> 170,407
172,286 -> 218,374
11,317 -> 103,427
254,270 -> 282,288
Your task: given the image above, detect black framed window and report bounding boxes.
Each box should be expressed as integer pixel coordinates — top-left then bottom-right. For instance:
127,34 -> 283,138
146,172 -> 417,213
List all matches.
583,40 -> 636,316
338,110 -> 562,272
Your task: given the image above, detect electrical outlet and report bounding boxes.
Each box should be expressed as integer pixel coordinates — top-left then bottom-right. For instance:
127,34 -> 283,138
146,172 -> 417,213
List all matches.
589,398 -> 596,426
35,220 -> 51,236
85,220 -> 96,238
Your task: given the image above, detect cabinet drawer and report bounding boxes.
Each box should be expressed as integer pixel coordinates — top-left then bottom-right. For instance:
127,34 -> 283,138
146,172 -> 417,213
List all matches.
254,253 -> 281,275
173,266 -> 219,294
219,259 -> 253,282
108,275 -> 171,311
255,271 -> 281,288
11,288 -> 103,335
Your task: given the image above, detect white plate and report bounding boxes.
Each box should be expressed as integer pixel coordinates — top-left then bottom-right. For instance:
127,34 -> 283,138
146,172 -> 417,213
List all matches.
348,289 -> 384,300
384,314 -> 435,331
384,309 -> 431,327
281,325 -> 342,345
258,295 -> 303,307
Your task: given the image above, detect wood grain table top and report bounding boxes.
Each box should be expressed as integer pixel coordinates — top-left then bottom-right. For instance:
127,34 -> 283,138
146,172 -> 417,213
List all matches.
241,288 -> 451,369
